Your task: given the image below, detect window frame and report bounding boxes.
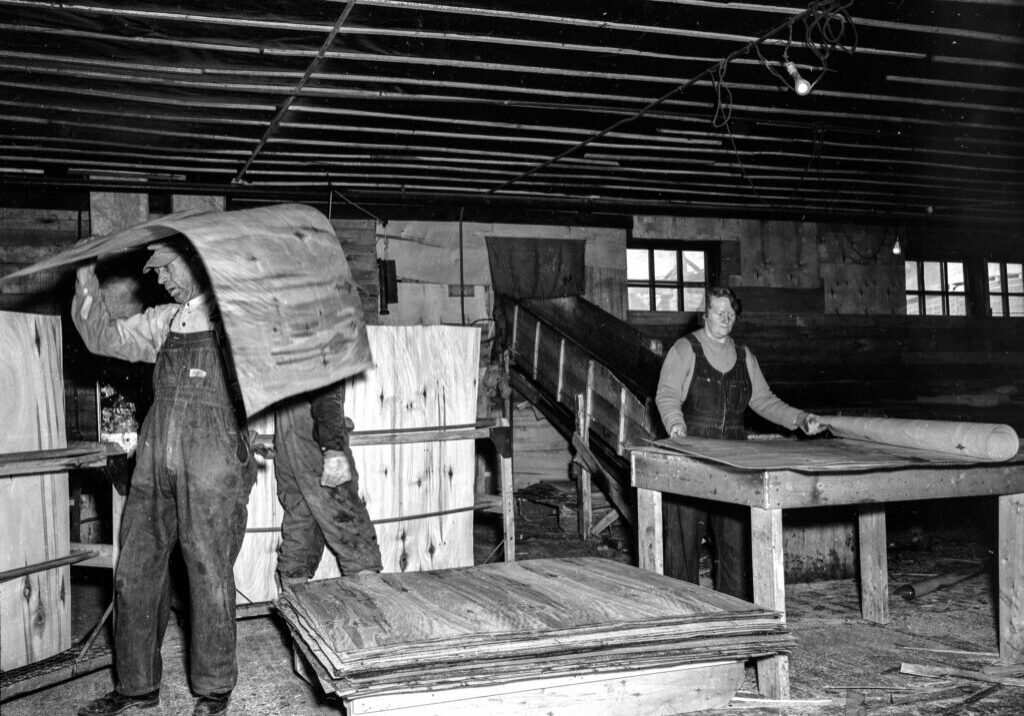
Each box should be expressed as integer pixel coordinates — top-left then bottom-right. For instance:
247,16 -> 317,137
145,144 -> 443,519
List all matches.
904,259 -> 968,317
626,240 -> 718,313
986,260 -> 1024,318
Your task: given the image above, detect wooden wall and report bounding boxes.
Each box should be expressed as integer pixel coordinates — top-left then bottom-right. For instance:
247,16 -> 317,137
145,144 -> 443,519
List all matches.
0,208 -> 86,314
375,220 -> 626,324
332,219 -> 380,324
629,216 -> 1024,431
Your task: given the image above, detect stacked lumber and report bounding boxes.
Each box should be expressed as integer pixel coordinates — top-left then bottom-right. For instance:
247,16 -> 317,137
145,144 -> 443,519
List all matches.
277,557 -> 793,713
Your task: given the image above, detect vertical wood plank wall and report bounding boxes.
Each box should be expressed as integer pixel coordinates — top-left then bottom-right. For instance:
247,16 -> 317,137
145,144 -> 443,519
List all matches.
0,312 -> 71,670
332,219 -> 380,325
233,325 -> 480,603
0,207 -> 87,314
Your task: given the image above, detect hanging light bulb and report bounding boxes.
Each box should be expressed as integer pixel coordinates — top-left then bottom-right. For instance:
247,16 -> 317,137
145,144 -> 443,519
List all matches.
784,61 -> 812,96
892,237 -> 902,256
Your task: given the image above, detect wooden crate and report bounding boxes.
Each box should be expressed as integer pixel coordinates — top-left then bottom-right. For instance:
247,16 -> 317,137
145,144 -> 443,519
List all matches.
0,312 -> 71,670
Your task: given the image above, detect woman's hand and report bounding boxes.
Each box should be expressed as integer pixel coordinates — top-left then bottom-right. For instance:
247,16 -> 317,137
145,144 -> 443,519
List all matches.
797,412 -> 826,436
669,423 -> 687,438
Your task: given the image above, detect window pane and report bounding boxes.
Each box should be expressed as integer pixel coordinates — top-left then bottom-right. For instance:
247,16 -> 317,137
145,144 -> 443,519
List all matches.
924,294 -> 943,315
683,287 -> 705,311
905,261 -> 919,291
923,262 -> 942,291
906,294 -> 920,315
627,286 -> 650,311
682,251 -> 705,282
1008,263 -> 1023,294
948,295 -> 966,316
988,262 -> 1003,292
654,287 -> 678,311
1010,296 -> 1024,317
652,250 -> 677,281
947,262 -> 965,293
990,296 -> 1005,317
627,249 -> 650,281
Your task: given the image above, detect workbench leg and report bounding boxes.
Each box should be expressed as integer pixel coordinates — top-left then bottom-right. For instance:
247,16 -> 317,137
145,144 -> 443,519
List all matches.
636,488 -> 663,574
858,505 -> 889,624
999,493 -> 1024,663
499,439 -> 515,562
751,506 -> 789,700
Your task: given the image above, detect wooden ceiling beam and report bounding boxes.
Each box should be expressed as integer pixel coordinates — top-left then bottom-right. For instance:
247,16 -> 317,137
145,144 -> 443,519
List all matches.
4,99 -> 1020,181
234,0 -> 360,183
0,2 -> 945,61
2,141 -> 1013,202
5,56 -> 1022,133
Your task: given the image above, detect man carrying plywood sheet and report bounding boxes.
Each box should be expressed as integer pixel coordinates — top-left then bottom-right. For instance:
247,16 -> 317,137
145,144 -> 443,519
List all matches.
72,242 -> 256,716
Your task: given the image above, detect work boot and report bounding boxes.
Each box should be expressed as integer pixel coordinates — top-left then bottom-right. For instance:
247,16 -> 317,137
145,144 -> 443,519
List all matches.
193,692 -> 231,715
78,689 -> 159,715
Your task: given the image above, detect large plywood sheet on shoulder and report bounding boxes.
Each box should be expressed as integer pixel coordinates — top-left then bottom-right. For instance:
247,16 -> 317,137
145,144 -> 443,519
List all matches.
0,311 -> 71,670
0,204 -> 372,418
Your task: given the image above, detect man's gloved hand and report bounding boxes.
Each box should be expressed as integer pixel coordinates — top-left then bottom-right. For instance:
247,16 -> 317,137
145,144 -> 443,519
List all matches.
251,431 -> 276,460
321,449 -> 353,488
797,412 -> 826,436
669,423 -> 687,438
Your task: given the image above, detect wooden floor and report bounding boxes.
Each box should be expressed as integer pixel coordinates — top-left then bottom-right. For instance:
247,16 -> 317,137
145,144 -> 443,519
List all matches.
3,503 -> 1022,715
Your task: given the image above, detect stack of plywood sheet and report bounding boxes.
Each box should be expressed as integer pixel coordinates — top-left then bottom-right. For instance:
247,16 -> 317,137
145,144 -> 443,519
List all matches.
277,557 -> 793,716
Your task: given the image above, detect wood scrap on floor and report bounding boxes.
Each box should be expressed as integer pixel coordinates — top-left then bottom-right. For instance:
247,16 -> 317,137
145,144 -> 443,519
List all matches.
901,662 -> 1024,688
276,557 -> 793,715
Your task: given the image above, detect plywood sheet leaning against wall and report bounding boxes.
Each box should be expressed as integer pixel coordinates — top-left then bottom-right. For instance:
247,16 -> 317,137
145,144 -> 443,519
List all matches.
233,325 -> 480,602
0,312 -> 71,670
343,325 -> 480,574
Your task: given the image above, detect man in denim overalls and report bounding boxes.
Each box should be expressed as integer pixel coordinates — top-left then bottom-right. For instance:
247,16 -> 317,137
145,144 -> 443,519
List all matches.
73,241 -> 256,716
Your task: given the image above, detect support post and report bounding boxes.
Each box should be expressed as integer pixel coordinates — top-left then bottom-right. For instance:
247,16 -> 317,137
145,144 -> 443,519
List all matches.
751,505 -> 789,700
999,493 -> 1024,663
636,487 -> 663,574
497,419 -> 515,562
574,392 -> 592,538
858,505 -> 889,624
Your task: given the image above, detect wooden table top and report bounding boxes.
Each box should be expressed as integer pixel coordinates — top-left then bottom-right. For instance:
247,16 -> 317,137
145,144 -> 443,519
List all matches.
631,438 -> 1024,509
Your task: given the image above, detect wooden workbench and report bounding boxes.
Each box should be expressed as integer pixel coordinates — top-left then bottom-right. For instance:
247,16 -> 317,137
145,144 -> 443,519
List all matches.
630,436 -> 1024,700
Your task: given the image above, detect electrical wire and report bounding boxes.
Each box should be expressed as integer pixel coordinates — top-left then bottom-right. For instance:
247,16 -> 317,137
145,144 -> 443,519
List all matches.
711,61 -> 766,205
488,0 -> 857,196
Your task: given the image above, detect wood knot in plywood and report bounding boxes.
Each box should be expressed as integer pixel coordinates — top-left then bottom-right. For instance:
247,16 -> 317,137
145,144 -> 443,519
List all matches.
34,600 -> 47,630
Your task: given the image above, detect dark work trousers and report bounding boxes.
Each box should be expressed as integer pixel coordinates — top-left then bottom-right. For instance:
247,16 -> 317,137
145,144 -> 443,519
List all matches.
115,331 -> 256,698
274,400 -> 382,579
663,334 -> 754,601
